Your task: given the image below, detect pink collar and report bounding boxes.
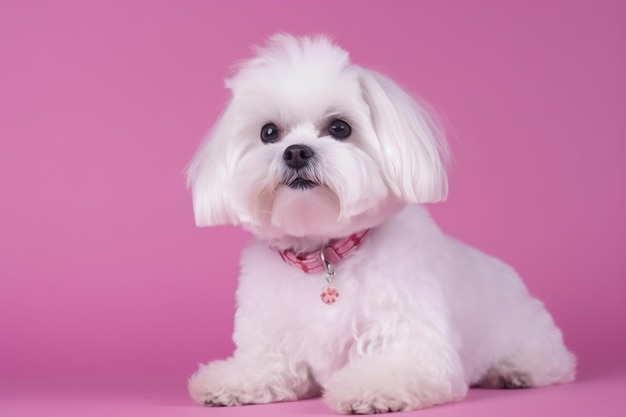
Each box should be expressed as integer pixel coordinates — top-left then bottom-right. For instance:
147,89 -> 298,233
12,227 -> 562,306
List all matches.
272,229 -> 370,274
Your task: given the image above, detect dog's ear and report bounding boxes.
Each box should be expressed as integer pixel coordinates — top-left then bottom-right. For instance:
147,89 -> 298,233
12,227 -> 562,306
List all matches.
186,104 -> 240,227
356,68 -> 449,204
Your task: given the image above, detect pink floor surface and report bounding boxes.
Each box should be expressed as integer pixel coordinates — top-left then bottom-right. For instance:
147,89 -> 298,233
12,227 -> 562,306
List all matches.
2,365 -> 625,417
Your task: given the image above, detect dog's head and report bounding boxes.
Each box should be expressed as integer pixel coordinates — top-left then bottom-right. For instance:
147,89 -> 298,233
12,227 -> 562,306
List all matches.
187,34 -> 449,242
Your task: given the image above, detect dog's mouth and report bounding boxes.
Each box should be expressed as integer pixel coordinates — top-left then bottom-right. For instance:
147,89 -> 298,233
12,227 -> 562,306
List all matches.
281,165 -> 320,190
287,177 -> 317,190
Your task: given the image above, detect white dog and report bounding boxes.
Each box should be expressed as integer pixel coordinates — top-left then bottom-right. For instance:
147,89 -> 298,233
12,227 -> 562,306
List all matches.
186,34 -> 575,414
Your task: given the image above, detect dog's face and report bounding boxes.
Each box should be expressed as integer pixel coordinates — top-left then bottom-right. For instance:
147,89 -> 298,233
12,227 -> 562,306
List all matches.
187,34 -> 449,243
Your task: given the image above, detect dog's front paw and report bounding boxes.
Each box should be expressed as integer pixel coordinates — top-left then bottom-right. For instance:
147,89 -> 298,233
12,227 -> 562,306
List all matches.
189,356 -> 318,407
191,386 -> 244,407
189,359 -> 277,407
323,353 -> 467,414
324,381 -> 411,414
188,362 -> 244,406
332,394 -> 410,414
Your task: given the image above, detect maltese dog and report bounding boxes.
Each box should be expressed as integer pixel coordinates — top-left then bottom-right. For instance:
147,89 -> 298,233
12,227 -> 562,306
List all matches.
186,34 -> 575,414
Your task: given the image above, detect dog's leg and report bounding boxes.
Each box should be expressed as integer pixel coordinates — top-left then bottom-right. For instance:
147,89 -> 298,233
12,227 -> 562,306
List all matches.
475,334 -> 576,390
472,299 -> 577,390
323,341 -> 468,414
188,351 -> 320,406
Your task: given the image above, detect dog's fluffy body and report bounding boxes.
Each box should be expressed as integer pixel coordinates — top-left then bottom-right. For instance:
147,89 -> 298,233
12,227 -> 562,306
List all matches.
187,34 -> 575,414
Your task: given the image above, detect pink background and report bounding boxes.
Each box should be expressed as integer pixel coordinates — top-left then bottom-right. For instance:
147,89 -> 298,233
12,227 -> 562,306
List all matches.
1,1 -> 625,416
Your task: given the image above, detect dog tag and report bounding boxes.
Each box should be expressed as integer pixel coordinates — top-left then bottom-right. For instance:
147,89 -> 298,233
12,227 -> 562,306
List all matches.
320,285 -> 339,305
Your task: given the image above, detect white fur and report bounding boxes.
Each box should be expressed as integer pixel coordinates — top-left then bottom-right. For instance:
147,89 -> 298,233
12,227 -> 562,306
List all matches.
186,34 -> 576,414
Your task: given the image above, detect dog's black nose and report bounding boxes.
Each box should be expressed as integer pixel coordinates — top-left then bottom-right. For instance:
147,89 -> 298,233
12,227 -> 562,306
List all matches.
283,144 -> 314,170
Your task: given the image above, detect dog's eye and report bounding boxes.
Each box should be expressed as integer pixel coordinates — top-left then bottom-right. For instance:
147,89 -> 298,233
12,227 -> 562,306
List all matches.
328,119 -> 351,140
260,123 -> 280,144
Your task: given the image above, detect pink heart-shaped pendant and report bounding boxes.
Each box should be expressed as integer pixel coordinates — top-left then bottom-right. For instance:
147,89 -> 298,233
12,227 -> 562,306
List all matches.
320,285 -> 339,305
